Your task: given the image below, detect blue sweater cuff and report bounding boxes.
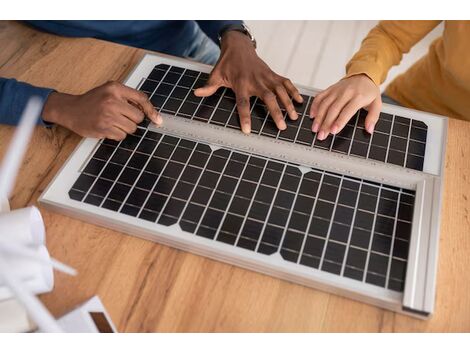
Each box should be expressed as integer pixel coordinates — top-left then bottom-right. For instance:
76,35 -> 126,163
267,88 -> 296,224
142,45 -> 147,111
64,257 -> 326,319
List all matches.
196,20 -> 243,44
0,78 -> 55,127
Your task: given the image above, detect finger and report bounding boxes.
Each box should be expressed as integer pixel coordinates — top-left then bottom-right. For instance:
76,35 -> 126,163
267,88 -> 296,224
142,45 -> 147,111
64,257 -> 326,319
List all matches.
113,114 -> 138,135
331,98 -> 363,134
107,126 -> 127,141
282,78 -> 303,103
262,90 -> 286,130
120,85 -> 161,125
310,89 -> 329,118
194,72 -> 223,97
319,95 -> 352,135
118,101 -> 145,124
274,84 -> 298,120
312,94 -> 336,137
235,93 -> 252,134
364,97 -> 382,134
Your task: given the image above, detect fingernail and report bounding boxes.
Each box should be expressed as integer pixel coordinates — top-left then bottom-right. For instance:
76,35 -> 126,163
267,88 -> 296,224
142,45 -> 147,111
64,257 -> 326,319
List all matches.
279,120 -> 287,130
331,124 -> 338,135
242,124 -> 251,134
318,131 -> 325,140
155,112 -> 162,125
367,123 -> 375,134
290,110 -> 298,120
312,123 -> 319,133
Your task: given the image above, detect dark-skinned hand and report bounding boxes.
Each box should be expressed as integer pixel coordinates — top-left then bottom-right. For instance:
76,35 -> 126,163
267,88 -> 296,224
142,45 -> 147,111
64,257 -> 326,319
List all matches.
194,31 -> 303,134
42,81 -> 161,140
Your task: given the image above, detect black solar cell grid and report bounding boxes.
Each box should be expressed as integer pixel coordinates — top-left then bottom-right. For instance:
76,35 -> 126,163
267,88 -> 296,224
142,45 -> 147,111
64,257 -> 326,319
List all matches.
69,130 -> 415,292
138,64 -> 428,171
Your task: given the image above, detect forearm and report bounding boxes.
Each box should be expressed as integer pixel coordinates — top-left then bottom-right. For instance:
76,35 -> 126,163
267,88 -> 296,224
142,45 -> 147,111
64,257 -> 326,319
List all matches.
0,78 -> 54,126
345,20 -> 441,85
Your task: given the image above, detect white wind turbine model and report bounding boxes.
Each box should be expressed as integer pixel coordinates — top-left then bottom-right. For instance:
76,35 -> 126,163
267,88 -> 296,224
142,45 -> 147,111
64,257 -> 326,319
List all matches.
0,97 -> 77,333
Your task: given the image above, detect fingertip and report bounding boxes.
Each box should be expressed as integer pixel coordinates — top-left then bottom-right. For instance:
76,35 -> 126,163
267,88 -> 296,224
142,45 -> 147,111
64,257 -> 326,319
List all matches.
318,131 -> 325,141
156,114 -> 162,126
366,122 -> 375,134
193,88 -> 204,97
289,110 -> 299,121
149,110 -> 161,125
310,106 -> 317,117
331,124 -> 339,135
312,122 -> 320,133
295,94 -> 303,103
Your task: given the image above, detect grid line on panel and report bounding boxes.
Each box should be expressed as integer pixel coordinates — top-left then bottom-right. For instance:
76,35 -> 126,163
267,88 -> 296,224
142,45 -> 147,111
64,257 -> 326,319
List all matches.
214,158 -> 255,242
134,138 -> 182,218
154,141 -> 200,224
159,69 -> 186,115
361,187 -> 383,284
365,127 -> 374,160
346,110 -> 360,154
275,110 -> 289,140
254,163 -> 289,252
403,116 -> 413,169
385,191 -> 402,290
174,71 -> 202,117
207,88 -> 227,124
384,115 -> 395,164
277,172 -> 307,259
340,181 -> 364,277
318,176 -> 345,271
257,99 -> 270,135
233,157 -> 271,247
115,133 -> 165,213
193,149 -> 233,237
176,146 -> 216,225
250,97 -> 263,132
292,105 -> 309,144
223,100 -> 239,129
296,171 -> 326,265
147,66 -> 171,100
83,133 -> 149,206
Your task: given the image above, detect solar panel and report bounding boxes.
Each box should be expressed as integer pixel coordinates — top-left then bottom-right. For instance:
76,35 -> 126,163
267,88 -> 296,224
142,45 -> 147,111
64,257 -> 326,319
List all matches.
69,131 -> 414,291
139,63 -> 428,171
40,53 -> 447,318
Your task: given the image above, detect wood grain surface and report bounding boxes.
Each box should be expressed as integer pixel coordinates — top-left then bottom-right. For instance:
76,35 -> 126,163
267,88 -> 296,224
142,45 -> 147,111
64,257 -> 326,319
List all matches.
1,21 -> 469,332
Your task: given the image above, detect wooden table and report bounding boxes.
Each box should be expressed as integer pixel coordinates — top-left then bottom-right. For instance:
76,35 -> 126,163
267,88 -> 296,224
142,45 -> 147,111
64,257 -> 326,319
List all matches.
1,21 -> 469,332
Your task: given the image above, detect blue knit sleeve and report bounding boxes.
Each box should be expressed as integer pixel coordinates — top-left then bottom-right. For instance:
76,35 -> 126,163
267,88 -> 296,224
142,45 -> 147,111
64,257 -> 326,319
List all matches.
196,20 -> 244,44
0,78 -> 55,126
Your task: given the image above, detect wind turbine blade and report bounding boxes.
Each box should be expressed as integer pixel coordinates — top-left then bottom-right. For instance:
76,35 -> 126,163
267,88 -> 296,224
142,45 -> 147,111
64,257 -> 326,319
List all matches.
0,241 -> 77,276
0,255 -> 63,332
0,97 -> 42,198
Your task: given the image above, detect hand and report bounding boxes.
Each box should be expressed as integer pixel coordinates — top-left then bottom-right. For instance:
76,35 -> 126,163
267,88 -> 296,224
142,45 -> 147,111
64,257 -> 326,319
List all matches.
310,74 -> 381,140
194,31 -> 303,134
42,81 -> 161,140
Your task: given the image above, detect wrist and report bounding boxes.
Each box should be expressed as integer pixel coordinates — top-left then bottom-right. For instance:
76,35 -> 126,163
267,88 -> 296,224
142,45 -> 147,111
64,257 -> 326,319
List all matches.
220,30 -> 255,51
42,92 -> 75,126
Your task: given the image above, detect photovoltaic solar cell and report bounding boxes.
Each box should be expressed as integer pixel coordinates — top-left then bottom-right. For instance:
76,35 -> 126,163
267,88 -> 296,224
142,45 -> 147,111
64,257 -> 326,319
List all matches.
138,64 -> 428,171
69,129 -> 414,292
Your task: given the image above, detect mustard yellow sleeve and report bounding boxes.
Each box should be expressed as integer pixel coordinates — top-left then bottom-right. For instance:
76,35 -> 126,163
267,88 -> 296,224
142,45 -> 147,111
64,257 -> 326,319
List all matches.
345,20 -> 442,85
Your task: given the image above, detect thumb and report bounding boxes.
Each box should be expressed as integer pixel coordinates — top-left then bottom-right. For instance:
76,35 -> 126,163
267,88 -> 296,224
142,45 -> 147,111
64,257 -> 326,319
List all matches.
364,97 -> 382,134
194,74 -> 223,97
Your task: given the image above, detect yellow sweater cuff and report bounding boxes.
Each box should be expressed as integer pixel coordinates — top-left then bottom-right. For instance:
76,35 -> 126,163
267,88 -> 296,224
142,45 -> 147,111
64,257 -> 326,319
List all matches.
344,62 -> 384,86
